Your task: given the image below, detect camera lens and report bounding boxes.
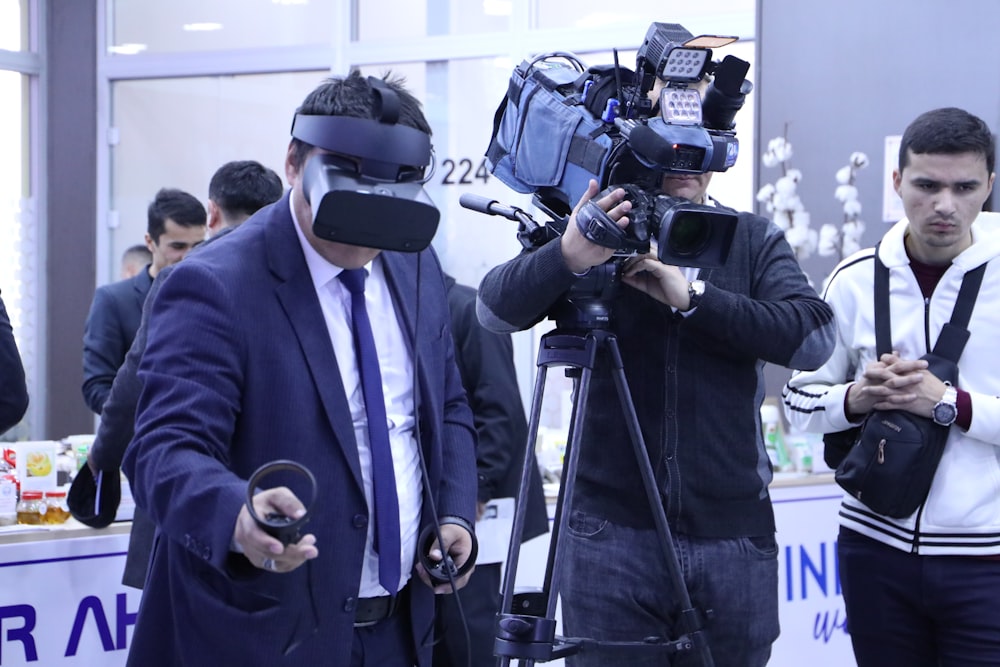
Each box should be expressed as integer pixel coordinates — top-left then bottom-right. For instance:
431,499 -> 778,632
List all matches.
665,211 -> 712,256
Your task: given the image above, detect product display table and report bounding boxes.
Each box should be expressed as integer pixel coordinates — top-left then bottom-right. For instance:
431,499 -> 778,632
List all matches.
0,475 -> 854,666
0,519 -> 136,666
769,473 -> 853,666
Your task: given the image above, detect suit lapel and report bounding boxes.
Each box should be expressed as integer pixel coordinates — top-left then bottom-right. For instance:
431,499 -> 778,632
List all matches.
265,198 -> 364,493
133,268 -> 152,310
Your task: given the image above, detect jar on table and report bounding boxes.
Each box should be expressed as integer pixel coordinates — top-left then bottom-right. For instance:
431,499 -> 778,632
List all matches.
0,474 -> 17,526
44,490 -> 70,525
16,490 -> 45,525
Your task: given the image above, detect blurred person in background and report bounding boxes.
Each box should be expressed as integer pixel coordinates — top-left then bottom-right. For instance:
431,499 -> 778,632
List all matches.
432,273 -> 548,667
81,187 -> 206,414
0,290 -> 28,434
119,244 -> 152,280
75,160 -> 284,591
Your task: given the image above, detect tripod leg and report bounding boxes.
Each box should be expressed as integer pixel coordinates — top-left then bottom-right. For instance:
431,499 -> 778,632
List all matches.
604,333 -> 715,667
496,330 -> 714,666
496,360 -> 551,667
496,332 -> 601,665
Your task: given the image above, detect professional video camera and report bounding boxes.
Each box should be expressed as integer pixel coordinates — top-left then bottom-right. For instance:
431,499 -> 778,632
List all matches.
483,21 -> 752,269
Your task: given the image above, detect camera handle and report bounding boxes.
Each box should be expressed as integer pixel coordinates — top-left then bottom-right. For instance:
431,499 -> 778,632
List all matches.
495,329 -> 714,666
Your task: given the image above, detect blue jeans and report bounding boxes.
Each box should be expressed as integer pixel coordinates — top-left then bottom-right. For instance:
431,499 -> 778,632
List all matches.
561,509 -> 779,667
839,527 -> 1000,666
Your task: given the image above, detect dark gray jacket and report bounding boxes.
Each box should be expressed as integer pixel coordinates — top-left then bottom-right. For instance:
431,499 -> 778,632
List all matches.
445,275 -> 548,542
477,206 -> 835,537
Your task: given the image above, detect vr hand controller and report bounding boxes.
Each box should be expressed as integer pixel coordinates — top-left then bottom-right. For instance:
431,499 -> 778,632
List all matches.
246,460 -> 318,546
418,522 -> 478,585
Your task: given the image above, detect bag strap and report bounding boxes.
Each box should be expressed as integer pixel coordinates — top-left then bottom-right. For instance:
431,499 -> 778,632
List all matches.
932,262 -> 986,360
873,243 -> 892,357
873,243 -> 987,363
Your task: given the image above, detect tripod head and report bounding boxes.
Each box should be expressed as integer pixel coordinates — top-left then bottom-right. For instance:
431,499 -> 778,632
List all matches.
459,193 -> 624,332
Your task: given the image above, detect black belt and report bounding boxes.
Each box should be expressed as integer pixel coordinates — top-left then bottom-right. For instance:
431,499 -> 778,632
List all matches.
354,589 -> 403,627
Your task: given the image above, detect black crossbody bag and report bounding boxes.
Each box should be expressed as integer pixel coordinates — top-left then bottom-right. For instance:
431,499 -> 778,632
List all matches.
831,251 -> 986,518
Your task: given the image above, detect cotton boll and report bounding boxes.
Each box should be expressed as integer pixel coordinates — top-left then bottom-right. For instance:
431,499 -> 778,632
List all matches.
835,184 -> 858,203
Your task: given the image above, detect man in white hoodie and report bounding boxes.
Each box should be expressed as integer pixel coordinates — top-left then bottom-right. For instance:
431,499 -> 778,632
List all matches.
783,107 -> 997,667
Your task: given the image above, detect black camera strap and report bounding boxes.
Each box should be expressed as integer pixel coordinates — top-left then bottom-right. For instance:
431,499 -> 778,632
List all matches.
873,242 -> 987,363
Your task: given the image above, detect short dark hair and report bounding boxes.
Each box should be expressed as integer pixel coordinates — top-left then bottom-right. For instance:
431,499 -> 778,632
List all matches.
208,160 -> 284,221
147,188 -> 207,242
288,69 -> 432,170
899,107 -> 996,173
122,244 -> 151,263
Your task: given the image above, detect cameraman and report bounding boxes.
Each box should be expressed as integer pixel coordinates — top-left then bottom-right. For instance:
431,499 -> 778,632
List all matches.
476,166 -> 836,665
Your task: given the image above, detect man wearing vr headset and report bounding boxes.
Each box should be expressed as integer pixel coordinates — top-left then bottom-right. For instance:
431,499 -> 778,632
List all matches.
122,71 -> 478,667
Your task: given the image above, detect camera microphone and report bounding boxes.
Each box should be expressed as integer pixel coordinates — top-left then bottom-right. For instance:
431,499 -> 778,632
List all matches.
460,193 -> 549,245
459,193 -> 514,217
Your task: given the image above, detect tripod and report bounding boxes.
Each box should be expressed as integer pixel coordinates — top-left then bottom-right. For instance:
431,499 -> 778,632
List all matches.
494,327 -> 714,666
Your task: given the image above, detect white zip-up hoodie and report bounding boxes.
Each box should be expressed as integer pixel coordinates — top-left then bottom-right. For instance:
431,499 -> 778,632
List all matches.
784,211 -> 1000,555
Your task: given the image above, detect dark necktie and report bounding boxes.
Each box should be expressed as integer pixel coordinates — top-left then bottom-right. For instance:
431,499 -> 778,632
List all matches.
338,268 -> 401,596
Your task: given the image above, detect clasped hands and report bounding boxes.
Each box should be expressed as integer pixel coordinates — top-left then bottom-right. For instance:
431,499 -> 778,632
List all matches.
846,352 -> 951,419
563,179 -> 692,311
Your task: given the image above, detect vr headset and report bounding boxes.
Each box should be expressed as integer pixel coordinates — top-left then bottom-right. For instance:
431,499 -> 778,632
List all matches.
291,77 -> 440,252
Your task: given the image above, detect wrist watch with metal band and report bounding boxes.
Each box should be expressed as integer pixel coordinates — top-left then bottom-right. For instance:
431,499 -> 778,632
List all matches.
684,279 -> 705,312
932,385 -> 959,426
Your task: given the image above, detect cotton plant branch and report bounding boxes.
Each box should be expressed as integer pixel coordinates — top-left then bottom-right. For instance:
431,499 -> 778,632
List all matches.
819,152 -> 869,261
757,125 -> 870,265
756,127 -> 816,260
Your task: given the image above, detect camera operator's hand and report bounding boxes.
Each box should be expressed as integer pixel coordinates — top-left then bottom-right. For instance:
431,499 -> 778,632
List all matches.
621,252 -> 690,309
561,180 -> 631,274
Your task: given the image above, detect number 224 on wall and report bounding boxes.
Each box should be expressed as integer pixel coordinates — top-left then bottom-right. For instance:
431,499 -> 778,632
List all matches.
440,158 -> 490,185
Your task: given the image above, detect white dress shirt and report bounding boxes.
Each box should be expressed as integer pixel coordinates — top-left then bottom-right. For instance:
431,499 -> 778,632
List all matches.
289,197 -> 422,597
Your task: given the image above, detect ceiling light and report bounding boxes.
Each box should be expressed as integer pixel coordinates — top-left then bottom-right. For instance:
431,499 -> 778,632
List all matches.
107,43 -> 147,55
183,22 -> 223,32
483,0 -> 511,16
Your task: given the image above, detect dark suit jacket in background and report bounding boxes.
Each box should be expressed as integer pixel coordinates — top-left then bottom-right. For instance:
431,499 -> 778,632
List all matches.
444,275 -> 548,542
88,230 -> 234,589
433,276 -> 548,667
121,195 -> 478,666
0,291 -> 28,434
81,267 -> 152,414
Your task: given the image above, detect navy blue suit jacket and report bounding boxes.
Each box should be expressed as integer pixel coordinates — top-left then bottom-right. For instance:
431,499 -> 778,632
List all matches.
82,267 -> 152,414
121,195 -> 478,666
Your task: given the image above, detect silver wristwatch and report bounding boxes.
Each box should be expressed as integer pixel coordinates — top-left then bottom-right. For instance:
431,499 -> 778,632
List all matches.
684,280 -> 705,312
932,385 -> 958,427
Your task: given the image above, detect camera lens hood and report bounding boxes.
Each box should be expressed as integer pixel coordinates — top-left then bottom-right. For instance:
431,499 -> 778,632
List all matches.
245,459 -> 317,546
